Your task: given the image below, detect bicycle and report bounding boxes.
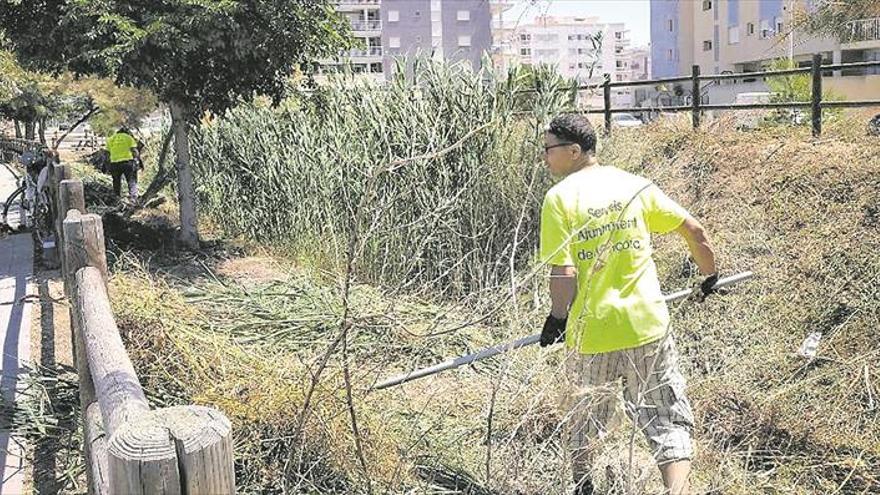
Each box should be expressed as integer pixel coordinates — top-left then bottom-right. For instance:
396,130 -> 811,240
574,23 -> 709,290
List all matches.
1,149 -> 55,244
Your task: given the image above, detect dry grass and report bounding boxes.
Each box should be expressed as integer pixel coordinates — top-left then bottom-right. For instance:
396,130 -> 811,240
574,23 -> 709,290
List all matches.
22,74 -> 876,493
88,112 -> 880,494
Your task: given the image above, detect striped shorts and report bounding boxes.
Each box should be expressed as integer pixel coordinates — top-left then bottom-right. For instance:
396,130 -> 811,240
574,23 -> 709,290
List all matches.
563,334 -> 694,480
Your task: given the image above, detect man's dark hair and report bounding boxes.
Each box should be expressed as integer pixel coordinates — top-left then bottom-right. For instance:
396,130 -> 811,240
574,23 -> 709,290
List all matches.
547,113 -> 597,155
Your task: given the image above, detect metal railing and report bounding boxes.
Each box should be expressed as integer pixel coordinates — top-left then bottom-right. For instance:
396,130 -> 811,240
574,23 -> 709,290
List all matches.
564,55 -> 880,137
334,0 -> 380,5
846,17 -> 880,43
348,47 -> 383,57
351,19 -> 382,31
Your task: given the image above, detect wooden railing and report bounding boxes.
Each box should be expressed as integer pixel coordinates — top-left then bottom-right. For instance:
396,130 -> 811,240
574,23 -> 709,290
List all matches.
0,136 -> 45,161
41,162 -> 236,494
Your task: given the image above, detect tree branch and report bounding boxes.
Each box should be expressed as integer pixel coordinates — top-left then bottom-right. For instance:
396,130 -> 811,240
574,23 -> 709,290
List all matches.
51,104 -> 100,151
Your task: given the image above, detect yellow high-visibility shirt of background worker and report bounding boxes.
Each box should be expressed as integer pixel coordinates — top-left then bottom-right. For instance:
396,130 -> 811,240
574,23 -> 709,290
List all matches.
107,132 -> 137,163
539,165 -> 690,355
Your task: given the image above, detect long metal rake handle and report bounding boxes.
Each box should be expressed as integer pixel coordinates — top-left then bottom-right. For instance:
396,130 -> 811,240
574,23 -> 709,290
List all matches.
375,271 -> 754,390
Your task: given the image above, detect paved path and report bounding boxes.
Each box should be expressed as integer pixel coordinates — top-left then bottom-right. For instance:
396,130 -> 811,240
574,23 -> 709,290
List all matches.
0,163 -> 33,494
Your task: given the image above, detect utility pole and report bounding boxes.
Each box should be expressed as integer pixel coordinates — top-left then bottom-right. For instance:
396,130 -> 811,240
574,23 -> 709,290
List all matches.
788,0 -> 795,61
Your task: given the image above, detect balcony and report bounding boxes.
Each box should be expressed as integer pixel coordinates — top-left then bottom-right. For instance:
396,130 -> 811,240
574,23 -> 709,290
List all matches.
348,47 -> 383,58
845,17 -> 880,43
335,0 -> 380,8
351,20 -> 382,31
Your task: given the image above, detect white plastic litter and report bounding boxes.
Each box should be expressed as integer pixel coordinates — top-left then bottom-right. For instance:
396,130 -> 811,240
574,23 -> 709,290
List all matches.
798,331 -> 823,359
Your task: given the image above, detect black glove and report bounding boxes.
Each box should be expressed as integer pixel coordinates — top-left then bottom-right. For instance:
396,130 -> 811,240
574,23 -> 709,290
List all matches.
540,314 -> 567,347
698,273 -> 728,301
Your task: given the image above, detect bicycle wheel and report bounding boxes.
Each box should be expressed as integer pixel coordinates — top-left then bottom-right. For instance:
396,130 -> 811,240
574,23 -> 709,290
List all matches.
2,185 -> 25,229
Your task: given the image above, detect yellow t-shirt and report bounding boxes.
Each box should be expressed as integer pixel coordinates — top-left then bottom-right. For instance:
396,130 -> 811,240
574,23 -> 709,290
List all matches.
107,132 -> 137,163
539,166 -> 689,354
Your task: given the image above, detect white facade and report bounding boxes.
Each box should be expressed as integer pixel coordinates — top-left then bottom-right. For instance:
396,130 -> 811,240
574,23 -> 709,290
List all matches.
491,13 -> 641,108
319,0 -> 385,83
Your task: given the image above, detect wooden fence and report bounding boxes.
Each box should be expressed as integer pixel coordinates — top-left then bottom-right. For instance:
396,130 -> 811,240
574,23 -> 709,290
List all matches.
583,55 -> 880,137
0,139 -> 237,493
0,137 -> 45,161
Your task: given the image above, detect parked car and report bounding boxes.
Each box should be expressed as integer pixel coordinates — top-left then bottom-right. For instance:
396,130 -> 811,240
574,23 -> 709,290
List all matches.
611,113 -> 644,128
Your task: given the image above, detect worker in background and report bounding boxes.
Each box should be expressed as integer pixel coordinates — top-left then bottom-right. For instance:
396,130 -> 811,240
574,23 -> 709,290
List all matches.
106,126 -> 141,202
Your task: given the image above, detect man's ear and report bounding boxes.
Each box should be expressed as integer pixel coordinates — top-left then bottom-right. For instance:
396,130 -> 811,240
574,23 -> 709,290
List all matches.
571,143 -> 583,157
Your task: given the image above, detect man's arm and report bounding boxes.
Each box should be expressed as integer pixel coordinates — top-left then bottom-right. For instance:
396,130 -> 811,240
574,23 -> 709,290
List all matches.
549,265 -> 577,318
674,217 -> 716,275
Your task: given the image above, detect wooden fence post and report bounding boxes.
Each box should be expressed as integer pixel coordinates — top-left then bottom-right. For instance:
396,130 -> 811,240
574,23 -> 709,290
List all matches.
58,179 -> 86,368
603,73 -> 612,136
109,406 -> 235,494
45,163 -> 72,267
63,210 -> 110,494
692,65 -> 701,129
811,53 -> 823,137
57,179 -> 84,281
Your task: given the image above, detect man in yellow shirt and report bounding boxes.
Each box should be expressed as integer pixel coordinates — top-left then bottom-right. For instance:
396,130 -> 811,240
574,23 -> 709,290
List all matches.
106,127 -> 141,201
539,114 -> 719,495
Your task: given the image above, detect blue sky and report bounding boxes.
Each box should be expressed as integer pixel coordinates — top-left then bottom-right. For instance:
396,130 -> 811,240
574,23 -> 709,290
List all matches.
505,0 -> 652,47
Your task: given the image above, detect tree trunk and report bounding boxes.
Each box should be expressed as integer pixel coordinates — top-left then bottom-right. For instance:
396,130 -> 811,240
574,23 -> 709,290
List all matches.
14,120 -> 21,138
38,118 -> 46,144
25,120 -> 35,140
169,101 -> 200,249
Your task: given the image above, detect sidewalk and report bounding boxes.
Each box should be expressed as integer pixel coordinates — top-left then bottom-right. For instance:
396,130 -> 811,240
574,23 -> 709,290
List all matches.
0,162 -> 34,494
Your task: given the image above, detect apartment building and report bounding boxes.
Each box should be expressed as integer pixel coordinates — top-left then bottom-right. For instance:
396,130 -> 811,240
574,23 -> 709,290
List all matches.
319,0 -> 492,82
651,0 -> 880,102
492,12 -> 640,106
320,0 -> 385,82
381,0 -> 492,77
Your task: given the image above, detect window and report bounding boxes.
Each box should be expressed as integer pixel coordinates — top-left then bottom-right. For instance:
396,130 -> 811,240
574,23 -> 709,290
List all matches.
615,47 -> 623,54
415,35 -> 422,43
667,48 -> 674,61
747,22 -> 755,36
569,63 -> 576,70
520,48 -> 531,56
703,40 -> 713,51
702,0 -> 712,11
616,60 -> 625,68
728,26 -> 740,44
667,19 -> 674,32
389,36 -> 400,48
457,10 -> 470,21
388,10 -> 399,22
370,62 -> 383,73
520,34 -> 531,42
458,35 -> 471,47
414,10 -> 421,17
760,19 -> 771,38
568,34 -> 576,41
776,18 -> 784,33
614,31 -> 623,40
